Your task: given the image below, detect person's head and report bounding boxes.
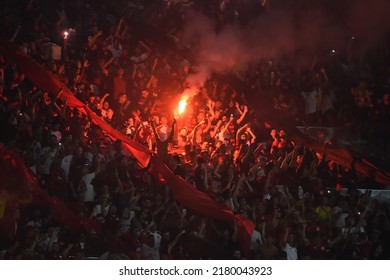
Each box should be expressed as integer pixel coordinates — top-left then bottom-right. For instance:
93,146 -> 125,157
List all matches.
240,132 -> 248,142
118,93 -> 127,104
134,45 -> 142,56
201,141 -> 209,151
108,205 -> 117,216
215,140 -> 223,149
197,112 -> 205,123
127,117 -> 134,126
239,208 -> 248,218
152,115 -> 160,125
117,67 -> 124,76
137,69 -> 145,79
144,233 -> 155,247
160,116 -> 168,126
103,101 -> 110,110
287,232 -> 295,246
179,127 -> 188,137
270,129 -> 278,139
141,90 -> 149,99
113,37 -> 120,48
233,148 -> 240,159
49,134 -> 58,147
88,94 -> 96,104
163,232 -> 171,241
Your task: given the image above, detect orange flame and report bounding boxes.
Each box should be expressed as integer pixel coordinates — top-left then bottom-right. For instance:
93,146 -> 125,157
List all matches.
178,99 -> 187,115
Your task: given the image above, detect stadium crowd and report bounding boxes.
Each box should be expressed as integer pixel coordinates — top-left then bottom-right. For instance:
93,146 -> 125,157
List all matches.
0,0 -> 389,260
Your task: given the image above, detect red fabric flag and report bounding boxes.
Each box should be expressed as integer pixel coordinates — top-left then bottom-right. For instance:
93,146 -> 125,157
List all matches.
235,214 -> 256,257
150,155 -> 234,220
0,36 -> 265,254
0,37 -> 84,110
84,107 -> 152,168
0,147 -> 81,232
150,154 -> 255,255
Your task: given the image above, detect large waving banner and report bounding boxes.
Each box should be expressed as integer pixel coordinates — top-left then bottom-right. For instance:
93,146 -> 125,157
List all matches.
0,147 -> 81,232
0,37 -> 255,254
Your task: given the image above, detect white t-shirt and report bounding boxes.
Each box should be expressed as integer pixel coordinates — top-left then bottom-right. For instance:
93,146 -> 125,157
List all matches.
101,108 -> 114,121
144,232 -> 161,260
51,130 -> 62,142
80,172 -> 96,202
301,90 -> 317,115
250,230 -> 263,250
61,155 -> 73,180
283,243 -> 298,260
130,53 -> 148,64
84,152 -> 94,166
120,211 -> 136,232
108,44 -> 123,58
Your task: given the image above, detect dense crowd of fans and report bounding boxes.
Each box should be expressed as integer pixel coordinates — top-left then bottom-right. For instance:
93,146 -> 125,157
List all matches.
0,0 -> 389,260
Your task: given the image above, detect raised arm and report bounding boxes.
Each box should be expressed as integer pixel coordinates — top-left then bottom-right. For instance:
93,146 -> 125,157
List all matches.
202,117 -> 212,133
188,119 -> 204,146
210,119 -> 222,139
10,24 -> 21,42
247,126 -> 256,144
103,56 -> 115,70
138,40 -> 152,56
220,116 -> 233,135
236,105 -> 248,125
115,18 -> 124,38
99,93 -> 110,108
235,123 -> 249,145
317,143 -> 328,167
167,231 -> 185,255
167,118 -> 176,143
150,119 -> 160,141
235,101 -> 243,115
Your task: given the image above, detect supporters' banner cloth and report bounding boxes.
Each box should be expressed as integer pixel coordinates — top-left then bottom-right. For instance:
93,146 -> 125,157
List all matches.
0,147 -> 80,231
0,37 -> 84,110
150,155 -> 235,221
150,154 -> 255,255
85,107 -> 152,168
0,37 -> 255,251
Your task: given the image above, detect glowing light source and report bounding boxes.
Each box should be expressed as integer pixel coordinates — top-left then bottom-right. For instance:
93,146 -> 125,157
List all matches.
174,87 -> 197,118
178,99 -> 187,115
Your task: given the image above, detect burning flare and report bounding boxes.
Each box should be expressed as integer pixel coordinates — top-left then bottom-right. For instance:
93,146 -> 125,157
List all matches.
178,99 -> 187,115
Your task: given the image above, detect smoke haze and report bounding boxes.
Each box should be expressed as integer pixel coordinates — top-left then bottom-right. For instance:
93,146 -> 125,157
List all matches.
181,0 -> 390,86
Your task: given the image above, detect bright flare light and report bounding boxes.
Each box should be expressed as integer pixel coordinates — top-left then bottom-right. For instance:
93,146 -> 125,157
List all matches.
178,99 -> 187,115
